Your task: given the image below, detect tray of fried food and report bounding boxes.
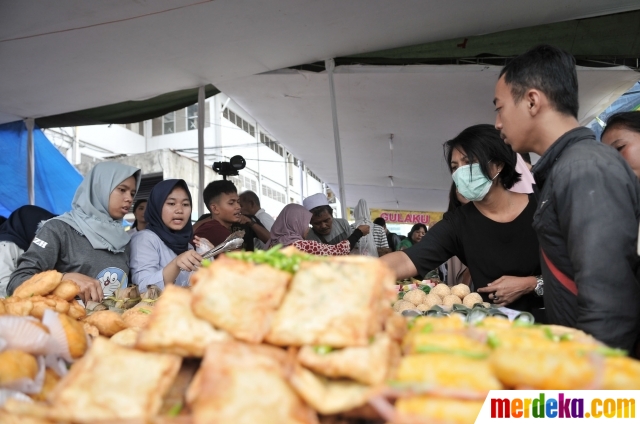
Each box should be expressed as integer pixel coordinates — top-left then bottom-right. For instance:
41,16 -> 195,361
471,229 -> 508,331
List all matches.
1,271 -> 87,324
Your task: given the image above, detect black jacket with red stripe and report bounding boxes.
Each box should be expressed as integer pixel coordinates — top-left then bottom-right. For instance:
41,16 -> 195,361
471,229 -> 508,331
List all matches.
532,127 -> 640,352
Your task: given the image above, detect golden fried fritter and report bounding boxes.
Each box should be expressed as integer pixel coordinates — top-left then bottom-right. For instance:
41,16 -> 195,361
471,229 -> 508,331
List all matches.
50,281 -> 80,301
83,310 -> 126,337
13,270 -> 62,299
0,350 -> 38,385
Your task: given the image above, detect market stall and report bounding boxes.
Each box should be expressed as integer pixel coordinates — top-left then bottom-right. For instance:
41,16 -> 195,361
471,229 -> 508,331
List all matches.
1,249 -> 638,423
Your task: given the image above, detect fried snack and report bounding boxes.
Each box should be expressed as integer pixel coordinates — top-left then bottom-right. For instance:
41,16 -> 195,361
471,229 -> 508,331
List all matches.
289,363 -> 373,415
396,353 -> 502,394
0,298 -> 6,314
45,337 -> 181,422
50,280 -> 80,301
186,341 -> 317,424
266,256 -> 395,347
603,356 -> 640,389
29,296 -> 56,319
83,322 -> 99,338
136,285 -> 229,357
192,255 -> 292,343
0,350 -> 38,385
67,300 -> 86,320
59,313 -> 87,359
490,348 -> 596,389
5,299 -> 33,316
298,333 -> 393,385
83,310 -> 126,337
395,396 -> 484,424
403,331 -> 490,357
29,368 -> 61,402
110,327 -> 141,348
13,270 -> 63,299
122,305 -> 153,329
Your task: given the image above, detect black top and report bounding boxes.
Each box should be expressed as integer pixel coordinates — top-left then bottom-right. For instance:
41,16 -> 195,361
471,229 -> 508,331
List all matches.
404,194 -> 541,312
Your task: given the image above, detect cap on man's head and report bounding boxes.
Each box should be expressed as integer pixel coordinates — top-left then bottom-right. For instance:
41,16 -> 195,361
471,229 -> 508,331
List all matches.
302,193 -> 329,211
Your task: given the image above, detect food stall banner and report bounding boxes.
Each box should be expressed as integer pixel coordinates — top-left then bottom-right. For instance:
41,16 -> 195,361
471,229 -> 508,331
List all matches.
0,121 -> 82,217
349,208 -> 443,227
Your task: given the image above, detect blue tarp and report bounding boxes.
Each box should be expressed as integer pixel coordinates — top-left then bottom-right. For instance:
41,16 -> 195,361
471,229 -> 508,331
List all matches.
0,121 -> 82,217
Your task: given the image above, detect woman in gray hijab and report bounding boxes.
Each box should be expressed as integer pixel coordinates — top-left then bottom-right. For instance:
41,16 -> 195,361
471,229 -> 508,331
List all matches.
8,162 -> 140,303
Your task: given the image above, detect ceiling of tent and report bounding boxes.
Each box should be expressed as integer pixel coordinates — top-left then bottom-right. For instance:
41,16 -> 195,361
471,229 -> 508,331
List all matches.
2,0 -> 640,125
217,65 -> 640,212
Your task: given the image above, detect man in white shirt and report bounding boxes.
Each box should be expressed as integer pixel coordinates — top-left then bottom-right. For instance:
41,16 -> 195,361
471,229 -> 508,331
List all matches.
238,190 -> 274,250
302,193 -> 353,245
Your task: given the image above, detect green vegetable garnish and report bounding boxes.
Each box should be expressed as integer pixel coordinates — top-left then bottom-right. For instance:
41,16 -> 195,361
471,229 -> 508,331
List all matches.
543,327 -> 558,342
595,347 -> 627,357
415,345 -> 489,359
398,291 -> 405,300
420,323 -> 434,334
487,333 -> 500,349
419,285 -> 431,295
512,320 -> 534,328
559,333 -> 573,342
313,345 -> 333,355
139,308 -> 151,314
227,245 -> 324,273
201,258 -> 212,267
407,318 -> 416,330
167,402 -> 183,417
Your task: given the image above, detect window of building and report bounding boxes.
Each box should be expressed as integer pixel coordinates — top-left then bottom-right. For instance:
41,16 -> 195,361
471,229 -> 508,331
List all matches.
187,104 -> 198,130
163,112 -> 175,134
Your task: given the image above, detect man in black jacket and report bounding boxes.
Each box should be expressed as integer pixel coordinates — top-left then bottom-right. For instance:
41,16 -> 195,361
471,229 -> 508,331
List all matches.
493,44 -> 640,352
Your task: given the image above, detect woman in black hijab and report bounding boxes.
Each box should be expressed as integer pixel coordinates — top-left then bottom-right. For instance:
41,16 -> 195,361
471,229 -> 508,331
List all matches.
129,179 -> 204,293
0,205 -> 55,297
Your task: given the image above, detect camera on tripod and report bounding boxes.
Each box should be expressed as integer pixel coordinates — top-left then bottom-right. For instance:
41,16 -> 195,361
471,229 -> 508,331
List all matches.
212,155 -> 246,180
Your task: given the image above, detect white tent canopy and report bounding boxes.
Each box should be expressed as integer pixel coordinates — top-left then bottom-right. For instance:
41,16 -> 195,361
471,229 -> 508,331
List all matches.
2,0 -> 640,124
217,65 -> 640,211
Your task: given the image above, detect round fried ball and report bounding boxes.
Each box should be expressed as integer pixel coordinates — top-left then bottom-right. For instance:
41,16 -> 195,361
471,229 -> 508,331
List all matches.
416,304 -> 431,312
463,293 -> 484,308
442,294 -> 462,306
393,300 -> 416,313
451,284 -> 470,299
422,293 -> 441,309
403,289 -> 428,306
431,284 -> 451,299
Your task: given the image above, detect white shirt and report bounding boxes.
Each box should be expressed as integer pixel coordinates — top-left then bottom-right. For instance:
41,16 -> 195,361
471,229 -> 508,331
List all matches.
0,241 -> 24,298
254,208 -> 275,250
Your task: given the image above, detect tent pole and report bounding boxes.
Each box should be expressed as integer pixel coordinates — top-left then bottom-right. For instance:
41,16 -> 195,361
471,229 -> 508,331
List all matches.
299,160 -> 305,201
25,118 -> 35,205
325,59 -> 347,219
197,86 -> 205,217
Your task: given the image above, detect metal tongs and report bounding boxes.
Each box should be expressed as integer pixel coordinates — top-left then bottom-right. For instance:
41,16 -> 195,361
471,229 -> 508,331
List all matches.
201,231 -> 245,259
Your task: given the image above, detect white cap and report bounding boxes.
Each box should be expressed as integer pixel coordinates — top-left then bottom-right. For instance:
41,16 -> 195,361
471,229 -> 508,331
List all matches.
303,193 -> 329,211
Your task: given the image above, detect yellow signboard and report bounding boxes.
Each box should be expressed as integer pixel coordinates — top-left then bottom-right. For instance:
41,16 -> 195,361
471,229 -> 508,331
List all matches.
349,209 -> 443,227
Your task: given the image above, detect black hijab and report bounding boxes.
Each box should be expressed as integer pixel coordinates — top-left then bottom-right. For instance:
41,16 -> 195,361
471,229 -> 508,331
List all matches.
144,179 -> 193,255
0,205 -> 56,251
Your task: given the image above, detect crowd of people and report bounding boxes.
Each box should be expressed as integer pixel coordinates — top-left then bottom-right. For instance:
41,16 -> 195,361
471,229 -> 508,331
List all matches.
1,44 -> 639,356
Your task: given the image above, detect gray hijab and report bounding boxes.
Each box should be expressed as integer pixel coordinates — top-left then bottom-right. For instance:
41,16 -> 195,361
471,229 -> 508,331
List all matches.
54,162 -> 141,253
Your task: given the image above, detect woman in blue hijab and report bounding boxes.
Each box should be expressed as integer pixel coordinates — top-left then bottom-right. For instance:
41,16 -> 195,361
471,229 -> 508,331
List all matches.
130,179 -> 203,293
0,205 -> 55,297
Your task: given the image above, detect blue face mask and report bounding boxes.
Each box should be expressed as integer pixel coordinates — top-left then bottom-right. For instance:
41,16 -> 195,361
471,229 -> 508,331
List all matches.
451,163 -> 499,202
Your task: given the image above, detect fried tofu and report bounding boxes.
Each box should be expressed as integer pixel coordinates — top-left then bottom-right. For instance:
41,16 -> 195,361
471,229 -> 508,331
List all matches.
192,256 -> 292,343
395,396 -> 484,424
266,257 -> 395,347
58,313 -> 87,359
83,310 -> 126,337
45,337 -> 181,422
187,341 -> 318,424
298,333 -> 393,385
13,271 -> 63,299
289,363 -> 373,415
396,353 -> 502,394
50,280 -> 80,301
136,285 -> 228,357
122,305 -> 153,329
0,350 -> 38,385
110,327 -> 141,348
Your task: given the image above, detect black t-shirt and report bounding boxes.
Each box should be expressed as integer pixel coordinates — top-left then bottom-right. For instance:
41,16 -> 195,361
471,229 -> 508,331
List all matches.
404,194 -> 541,312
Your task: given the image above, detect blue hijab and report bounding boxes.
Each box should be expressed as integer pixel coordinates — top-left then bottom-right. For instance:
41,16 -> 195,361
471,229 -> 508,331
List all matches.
0,205 -> 56,251
145,179 -> 193,255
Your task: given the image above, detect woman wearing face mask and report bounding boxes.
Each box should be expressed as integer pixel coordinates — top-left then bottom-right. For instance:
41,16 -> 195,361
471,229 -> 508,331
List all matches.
8,162 -> 141,302
381,124 -> 543,314
398,223 -> 427,251
130,179 -> 204,293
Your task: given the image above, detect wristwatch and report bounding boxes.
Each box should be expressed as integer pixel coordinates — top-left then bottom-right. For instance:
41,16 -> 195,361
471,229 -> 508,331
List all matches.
534,275 -> 544,296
